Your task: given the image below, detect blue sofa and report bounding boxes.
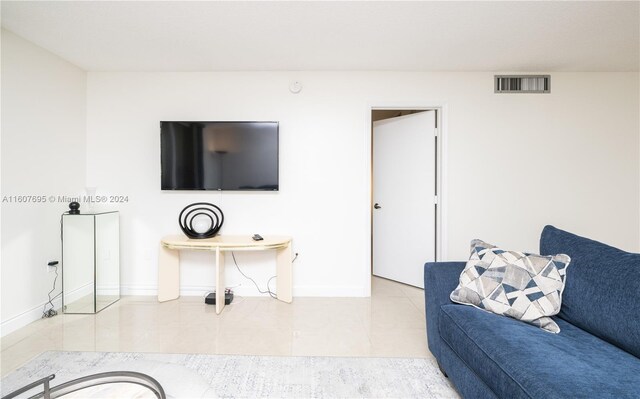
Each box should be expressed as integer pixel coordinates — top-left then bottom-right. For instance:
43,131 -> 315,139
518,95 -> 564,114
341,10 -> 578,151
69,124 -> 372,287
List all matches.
424,225 -> 640,398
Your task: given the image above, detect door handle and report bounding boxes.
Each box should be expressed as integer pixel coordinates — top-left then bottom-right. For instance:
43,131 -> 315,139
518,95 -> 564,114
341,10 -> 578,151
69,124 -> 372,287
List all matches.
374,203 -> 382,209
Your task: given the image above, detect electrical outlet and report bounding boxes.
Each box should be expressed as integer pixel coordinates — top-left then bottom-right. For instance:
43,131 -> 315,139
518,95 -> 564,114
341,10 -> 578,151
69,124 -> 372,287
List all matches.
47,260 -> 59,273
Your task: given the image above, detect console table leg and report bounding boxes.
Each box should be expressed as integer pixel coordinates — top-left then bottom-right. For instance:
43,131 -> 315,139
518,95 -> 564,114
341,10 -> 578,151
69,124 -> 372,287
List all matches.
276,243 -> 293,303
158,246 -> 180,302
215,247 -> 226,314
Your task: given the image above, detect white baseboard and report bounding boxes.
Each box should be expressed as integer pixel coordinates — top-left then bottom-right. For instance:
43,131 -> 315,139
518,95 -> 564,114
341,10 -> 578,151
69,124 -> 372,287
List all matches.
2,283 -> 93,337
121,284 -> 367,298
120,285 -> 157,296
96,285 -> 120,296
1,293 -> 62,337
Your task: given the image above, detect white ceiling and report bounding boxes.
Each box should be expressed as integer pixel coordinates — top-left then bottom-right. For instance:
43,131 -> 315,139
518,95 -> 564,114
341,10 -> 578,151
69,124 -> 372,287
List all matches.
1,1 -> 638,72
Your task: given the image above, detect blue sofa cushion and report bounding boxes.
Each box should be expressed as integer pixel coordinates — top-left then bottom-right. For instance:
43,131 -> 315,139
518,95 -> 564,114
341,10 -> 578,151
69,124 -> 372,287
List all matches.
540,225 -> 640,358
439,304 -> 640,398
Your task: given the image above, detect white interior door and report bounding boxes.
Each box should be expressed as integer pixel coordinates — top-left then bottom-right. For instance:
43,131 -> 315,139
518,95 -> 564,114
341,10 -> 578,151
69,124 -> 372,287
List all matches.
373,111 -> 436,288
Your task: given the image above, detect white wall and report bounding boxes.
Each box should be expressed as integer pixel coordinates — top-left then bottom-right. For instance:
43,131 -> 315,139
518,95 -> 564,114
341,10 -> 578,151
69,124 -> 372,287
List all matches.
86,71 -> 639,297
1,30 -> 87,335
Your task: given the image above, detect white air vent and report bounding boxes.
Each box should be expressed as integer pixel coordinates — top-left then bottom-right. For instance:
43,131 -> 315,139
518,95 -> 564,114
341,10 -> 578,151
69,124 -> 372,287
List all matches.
494,75 -> 550,93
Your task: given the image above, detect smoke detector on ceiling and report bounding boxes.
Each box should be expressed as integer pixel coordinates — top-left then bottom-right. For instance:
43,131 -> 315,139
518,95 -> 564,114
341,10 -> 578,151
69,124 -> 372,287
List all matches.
289,81 -> 302,94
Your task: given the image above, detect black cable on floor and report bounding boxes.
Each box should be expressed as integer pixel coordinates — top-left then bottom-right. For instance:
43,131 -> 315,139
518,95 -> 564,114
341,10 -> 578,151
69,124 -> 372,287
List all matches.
42,263 -> 59,318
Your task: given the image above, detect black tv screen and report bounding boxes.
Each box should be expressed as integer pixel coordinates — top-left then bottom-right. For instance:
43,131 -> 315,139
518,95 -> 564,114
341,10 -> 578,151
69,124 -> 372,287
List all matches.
161,121 -> 279,191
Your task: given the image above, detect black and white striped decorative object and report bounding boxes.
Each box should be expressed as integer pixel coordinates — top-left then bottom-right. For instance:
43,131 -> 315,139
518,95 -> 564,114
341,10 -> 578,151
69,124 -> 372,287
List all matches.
178,202 -> 224,239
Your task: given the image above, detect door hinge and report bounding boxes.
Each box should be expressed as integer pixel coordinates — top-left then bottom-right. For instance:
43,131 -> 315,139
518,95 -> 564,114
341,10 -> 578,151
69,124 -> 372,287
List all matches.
434,195 -> 439,204
434,128 -> 439,137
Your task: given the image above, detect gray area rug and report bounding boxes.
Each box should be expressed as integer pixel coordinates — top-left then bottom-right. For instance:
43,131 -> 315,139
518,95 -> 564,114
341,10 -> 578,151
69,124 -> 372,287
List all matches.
1,351 -> 458,398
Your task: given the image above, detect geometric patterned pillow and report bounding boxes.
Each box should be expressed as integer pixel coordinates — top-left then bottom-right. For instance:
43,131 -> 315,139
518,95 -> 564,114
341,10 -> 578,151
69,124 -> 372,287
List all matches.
450,240 -> 571,333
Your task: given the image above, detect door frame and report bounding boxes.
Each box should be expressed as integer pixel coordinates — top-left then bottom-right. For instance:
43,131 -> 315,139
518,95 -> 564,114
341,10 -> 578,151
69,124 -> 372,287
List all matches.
364,103 -> 448,296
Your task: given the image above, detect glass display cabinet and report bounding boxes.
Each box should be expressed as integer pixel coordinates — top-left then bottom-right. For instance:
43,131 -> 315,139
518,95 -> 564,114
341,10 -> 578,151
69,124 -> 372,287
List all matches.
62,211 -> 120,314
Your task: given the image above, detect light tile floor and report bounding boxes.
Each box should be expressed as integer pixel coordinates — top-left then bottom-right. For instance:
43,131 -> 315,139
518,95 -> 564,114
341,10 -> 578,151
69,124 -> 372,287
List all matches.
1,277 -> 430,377
63,294 -> 120,314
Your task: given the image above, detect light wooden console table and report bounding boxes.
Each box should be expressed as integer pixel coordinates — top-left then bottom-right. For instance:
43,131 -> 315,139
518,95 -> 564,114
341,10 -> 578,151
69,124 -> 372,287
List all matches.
158,235 -> 292,314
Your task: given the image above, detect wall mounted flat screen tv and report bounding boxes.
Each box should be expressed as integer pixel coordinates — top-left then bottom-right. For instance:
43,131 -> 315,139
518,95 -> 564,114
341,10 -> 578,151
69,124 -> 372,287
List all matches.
161,121 -> 279,191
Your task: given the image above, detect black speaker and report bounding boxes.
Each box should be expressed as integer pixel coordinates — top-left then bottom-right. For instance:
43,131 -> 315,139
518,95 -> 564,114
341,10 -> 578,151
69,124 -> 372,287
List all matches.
205,291 -> 233,305
68,202 -> 80,214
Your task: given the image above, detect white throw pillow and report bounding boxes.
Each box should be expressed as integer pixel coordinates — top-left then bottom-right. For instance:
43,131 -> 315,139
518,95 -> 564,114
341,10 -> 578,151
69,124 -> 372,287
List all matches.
450,239 -> 571,333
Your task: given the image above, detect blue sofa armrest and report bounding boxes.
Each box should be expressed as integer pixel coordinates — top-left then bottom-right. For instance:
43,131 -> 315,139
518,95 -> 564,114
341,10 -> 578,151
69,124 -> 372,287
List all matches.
424,261 -> 466,359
